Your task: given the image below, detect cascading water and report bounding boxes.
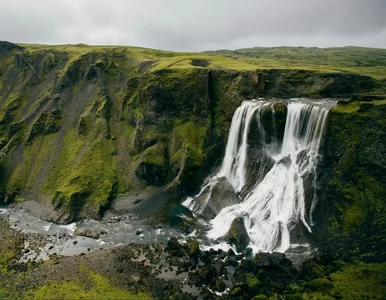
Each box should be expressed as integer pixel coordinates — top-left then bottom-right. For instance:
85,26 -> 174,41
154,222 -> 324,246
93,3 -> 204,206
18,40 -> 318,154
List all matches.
184,98 -> 336,253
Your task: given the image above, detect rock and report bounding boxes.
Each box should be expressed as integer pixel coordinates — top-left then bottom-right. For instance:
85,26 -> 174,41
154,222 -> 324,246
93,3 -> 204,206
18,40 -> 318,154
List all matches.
170,205 -> 196,234
198,265 -> 216,285
135,228 -> 143,235
224,217 -> 250,253
245,273 -> 260,295
240,259 -> 253,271
193,177 -> 240,219
279,155 -> 292,169
75,228 -> 100,239
215,280 -> 226,292
189,256 -> 198,268
230,287 -> 242,296
244,247 -> 253,257
167,237 -> 180,251
253,253 -> 270,267
268,252 -> 285,266
232,269 -> 261,296
189,240 -> 199,258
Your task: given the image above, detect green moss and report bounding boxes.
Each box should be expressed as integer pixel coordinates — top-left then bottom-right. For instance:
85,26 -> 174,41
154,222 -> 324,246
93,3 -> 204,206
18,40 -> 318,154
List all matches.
41,127 -> 117,218
24,268 -> 152,300
320,102 -> 386,260
307,278 -> 333,292
0,93 -> 27,123
246,273 -> 260,289
330,262 -> 386,299
143,143 -> 166,166
171,121 -> 206,167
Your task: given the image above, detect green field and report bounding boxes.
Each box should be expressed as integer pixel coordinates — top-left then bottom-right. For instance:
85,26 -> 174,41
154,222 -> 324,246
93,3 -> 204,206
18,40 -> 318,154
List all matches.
19,44 -> 386,80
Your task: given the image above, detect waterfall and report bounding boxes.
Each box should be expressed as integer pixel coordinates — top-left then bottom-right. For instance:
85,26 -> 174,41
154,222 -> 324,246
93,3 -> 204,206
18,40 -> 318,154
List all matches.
185,98 -> 336,253
218,101 -> 271,193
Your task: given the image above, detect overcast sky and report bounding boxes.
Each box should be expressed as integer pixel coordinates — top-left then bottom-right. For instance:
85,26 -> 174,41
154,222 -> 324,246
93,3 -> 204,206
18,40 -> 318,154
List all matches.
0,0 -> 385,51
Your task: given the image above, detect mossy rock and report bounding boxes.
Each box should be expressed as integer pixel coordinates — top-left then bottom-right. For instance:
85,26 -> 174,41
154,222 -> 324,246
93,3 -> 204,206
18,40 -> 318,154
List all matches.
225,217 -> 250,253
307,278 -> 333,292
215,280 -> 226,292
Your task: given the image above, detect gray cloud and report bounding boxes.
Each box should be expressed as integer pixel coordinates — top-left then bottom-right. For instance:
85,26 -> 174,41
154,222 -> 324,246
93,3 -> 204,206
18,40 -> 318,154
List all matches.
0,0 -> 385,51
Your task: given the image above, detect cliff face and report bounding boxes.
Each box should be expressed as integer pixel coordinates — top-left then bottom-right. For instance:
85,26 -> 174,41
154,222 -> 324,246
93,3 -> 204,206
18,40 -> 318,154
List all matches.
0,41 -> 385,238
315,100 -> 386,262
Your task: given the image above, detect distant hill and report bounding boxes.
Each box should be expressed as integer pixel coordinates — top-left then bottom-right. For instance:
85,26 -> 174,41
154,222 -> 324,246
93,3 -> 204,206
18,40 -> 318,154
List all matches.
205,46 -> 386,79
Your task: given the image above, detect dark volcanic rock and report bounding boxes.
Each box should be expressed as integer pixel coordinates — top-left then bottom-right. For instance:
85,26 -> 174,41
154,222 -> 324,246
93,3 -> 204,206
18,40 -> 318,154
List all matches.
193,177 -> 240,219
224,217 -> 250,253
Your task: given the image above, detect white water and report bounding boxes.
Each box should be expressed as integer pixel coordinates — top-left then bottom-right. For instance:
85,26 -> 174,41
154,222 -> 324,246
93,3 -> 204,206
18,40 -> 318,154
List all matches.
218,101 -> 271,192
187,99 -> 335,253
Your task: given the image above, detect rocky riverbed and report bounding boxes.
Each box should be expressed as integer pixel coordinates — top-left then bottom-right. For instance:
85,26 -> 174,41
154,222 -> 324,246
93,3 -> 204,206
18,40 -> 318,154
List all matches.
1,206 -> 385,299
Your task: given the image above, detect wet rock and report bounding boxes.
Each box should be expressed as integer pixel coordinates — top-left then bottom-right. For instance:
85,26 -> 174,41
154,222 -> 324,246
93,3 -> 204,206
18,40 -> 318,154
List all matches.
253,253 -> 270,267
213,259 -> 225,274
268,252 -> 285,266
215,279 -> 226,292
193,177 -> 240,219
279,155 -> 292,168
75,228 -> 100,239
167,237 -> 180,250
224,217 -> 250,253
170,205 -> 196,234
240,259 -> 253,271
199,265 -> 216,285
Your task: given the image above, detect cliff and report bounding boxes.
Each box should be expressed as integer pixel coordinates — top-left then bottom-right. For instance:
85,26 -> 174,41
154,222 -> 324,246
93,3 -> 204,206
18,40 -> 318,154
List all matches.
0,41 -> 385,260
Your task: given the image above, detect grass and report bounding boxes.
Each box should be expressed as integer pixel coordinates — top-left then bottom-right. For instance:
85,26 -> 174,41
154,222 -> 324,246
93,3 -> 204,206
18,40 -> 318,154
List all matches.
24,268 -> 152,300
17,44 -> 386,80
206,46 -> 386,79
333,98 -> 386,113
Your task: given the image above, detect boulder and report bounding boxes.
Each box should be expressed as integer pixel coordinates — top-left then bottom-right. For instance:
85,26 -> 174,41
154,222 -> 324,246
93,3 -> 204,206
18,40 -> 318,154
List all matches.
75,228 -> 100,239
253,253 -> 271,268
167,237 -> 180,250
224,217 -> 250,253
193,177 -> 240,219
268,252 -> 286,267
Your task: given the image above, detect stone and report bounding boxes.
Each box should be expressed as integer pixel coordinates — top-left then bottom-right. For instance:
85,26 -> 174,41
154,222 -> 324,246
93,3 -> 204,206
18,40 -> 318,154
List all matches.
193,177 -> 240,219
253,253 -> 270,267
75,228 -> 100,239
268,252 -> 285,266
167,237 -> 180,250
224,217 -> 250,253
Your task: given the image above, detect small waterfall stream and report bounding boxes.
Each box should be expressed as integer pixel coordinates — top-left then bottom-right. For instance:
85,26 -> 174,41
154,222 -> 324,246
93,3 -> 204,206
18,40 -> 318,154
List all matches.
185,98 -> 336,253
